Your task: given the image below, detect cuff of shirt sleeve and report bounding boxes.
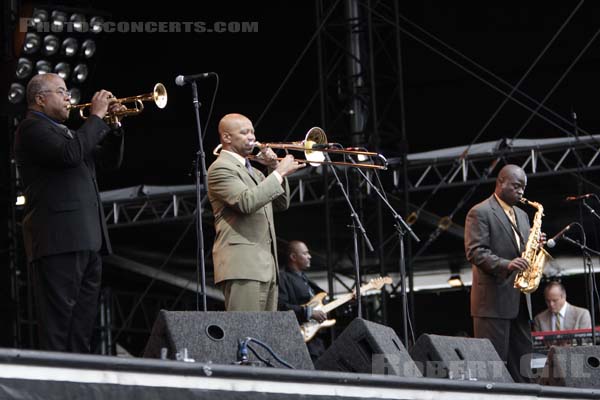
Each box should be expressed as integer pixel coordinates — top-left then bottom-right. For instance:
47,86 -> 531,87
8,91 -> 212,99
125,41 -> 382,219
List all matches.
272,170 -> 283,184
305,305 -> 313,321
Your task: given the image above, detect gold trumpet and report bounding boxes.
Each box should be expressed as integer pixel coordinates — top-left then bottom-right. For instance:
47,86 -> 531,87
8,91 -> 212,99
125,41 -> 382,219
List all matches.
69,83 -> 168,124
213,127 -> 388,170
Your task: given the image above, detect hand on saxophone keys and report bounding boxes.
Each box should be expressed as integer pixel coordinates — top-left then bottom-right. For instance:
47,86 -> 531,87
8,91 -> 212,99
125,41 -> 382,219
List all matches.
508,257 -> 529,272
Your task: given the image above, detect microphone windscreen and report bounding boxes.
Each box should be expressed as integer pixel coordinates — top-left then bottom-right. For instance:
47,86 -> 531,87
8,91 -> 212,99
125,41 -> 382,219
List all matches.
546,239 -> 557,248
175,75 -> 185,86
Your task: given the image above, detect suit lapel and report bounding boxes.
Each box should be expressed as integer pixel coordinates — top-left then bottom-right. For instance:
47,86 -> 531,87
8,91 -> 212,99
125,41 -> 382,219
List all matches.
514,206 -> 528,249
564,303 -> 576,329
490,196 -> 520,254
219,151 -> 260,186
544,310 -> 553,331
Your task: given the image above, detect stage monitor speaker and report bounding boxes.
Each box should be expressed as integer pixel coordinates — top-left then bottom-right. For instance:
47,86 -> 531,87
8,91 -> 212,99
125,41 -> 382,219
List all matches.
539,345 -> 600,388
409,334 -> 513,383
143,310 -> 313,370
314,318 -> 421,377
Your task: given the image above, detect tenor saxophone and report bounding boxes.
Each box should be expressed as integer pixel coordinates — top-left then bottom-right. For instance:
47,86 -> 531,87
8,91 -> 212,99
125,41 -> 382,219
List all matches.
513,198 -> 553,293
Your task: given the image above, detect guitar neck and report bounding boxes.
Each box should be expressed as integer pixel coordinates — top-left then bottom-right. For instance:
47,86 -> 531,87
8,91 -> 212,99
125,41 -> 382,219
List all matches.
321,293 -> 354,313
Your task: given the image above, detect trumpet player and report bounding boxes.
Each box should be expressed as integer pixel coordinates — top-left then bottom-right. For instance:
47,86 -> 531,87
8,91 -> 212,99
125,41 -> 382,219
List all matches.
207,113 -> 304,311
13,73 -> 126,353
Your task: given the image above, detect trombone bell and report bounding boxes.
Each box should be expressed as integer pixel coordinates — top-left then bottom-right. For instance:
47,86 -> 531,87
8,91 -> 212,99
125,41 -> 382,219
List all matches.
303,127 -> 326,166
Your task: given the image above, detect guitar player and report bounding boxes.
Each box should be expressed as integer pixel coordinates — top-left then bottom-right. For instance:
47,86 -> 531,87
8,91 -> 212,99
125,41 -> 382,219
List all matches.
278,240 -> 328,362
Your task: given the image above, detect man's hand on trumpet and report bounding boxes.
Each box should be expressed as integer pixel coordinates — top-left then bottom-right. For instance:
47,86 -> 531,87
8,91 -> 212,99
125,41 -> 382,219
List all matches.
89,90 -> 127,127
89,90 -> 115,120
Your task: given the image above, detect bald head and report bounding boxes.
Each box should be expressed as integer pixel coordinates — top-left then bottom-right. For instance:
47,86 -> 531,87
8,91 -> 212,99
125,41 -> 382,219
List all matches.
495,164 -> 526,205
287,240 -> 311,272
217,113 -> 256,156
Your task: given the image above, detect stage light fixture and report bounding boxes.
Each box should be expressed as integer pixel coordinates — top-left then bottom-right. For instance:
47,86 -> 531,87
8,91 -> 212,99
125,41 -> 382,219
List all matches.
447,274 -> 464,288
15,193 -> 26,207
51,10 -> 67,31
69,87 -> 81,105
54,62 -> 71,80
69,13 -> 86,32
23,33 -> 41,55
42,35 -> 60,56
90,16 -> 104,33
35,60 -> 52,74
15,58 -> 34,79
72,63 -> 88,83
32,8 -> 49,24
61,37 -> 78,57
81,39 -> 96,58
8,83 -> 25,104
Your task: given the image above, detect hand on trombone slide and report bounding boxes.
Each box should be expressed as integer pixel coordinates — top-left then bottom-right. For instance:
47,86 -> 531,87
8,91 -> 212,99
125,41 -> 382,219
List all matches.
253,146 -> 305,177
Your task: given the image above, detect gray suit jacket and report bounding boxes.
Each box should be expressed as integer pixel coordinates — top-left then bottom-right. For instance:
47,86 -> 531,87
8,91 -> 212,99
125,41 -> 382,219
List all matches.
534,303 -> 592,331
207,151 -> 290,284
465,195 -> 531,319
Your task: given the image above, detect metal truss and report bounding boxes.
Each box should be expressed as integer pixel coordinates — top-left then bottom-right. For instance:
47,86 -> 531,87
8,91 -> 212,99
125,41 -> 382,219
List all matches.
102,188 -> 208,228
386,136 -> 600,192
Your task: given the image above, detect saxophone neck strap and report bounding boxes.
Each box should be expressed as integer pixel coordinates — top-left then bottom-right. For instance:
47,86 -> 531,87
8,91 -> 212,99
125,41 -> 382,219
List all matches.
525,293 -> 533,325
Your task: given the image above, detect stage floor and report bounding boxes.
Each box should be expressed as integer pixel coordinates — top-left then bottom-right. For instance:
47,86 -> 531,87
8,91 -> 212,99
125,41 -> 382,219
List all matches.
0,349 -> 598,400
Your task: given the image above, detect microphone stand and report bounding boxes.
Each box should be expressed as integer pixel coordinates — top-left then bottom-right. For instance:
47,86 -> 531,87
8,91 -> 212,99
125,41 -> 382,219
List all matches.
350,164 -> 420,347
189,80 -> 208,311
561,234 -> 598,345
582,198 -> 600,222
325,154 -> 373,319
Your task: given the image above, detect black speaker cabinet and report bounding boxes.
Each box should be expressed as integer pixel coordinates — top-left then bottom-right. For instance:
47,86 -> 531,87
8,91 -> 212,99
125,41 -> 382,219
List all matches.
143,310 -> 313,370
409,334 -> 513,383
314,318 -> 421,377
540,345 -> 600,388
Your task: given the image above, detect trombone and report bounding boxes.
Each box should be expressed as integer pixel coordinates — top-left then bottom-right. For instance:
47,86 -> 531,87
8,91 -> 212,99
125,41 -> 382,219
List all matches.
69,83 -> 168,124
213,127 -> 388,170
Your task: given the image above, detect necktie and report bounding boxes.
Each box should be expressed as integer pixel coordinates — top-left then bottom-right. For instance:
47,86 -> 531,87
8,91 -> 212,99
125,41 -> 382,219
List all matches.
554,313 -> 561,331
245,159 -> 254,176
507,208 -> 520,250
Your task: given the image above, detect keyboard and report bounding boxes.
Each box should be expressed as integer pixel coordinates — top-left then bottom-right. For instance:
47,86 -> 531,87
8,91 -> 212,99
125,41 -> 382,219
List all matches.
532,327 -> 600,352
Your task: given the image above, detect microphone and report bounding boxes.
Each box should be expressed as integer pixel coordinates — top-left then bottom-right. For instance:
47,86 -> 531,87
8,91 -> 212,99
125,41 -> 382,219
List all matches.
565,193 -> 593,201
175,72 -> 216,86
546,223 -> 575,248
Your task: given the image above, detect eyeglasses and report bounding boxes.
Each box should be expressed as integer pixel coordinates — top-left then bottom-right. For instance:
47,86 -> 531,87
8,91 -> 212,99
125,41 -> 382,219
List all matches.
38,88 -> 72,98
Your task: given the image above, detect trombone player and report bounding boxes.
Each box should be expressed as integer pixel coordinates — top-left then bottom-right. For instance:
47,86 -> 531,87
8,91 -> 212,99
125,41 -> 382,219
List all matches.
208,113 -> 304,311
14,73 -> 126,353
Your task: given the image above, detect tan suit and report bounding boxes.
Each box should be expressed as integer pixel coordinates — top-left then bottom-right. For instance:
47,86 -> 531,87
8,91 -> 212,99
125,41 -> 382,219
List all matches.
534,303 -> 592,331
207,151 -> 290,309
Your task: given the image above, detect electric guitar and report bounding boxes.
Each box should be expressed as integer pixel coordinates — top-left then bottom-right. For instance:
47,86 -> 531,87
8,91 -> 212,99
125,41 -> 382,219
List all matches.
300,276 -> 393,342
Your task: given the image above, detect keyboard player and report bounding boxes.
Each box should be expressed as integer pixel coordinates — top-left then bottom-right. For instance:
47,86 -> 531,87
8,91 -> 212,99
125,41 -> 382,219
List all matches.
533,281 -> 592,347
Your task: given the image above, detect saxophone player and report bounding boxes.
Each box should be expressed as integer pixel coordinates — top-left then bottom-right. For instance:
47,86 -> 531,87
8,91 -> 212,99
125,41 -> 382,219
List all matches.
465,164 -> 545,383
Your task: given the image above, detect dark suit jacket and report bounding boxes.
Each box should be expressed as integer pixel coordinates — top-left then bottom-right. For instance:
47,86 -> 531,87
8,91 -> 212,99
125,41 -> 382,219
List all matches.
465,195 -> 531,319
534,303 -> 592,331
278,268 -> 326,323
14,111 -> 124,262
278,268 -> 327,359
207,151 -> 290,284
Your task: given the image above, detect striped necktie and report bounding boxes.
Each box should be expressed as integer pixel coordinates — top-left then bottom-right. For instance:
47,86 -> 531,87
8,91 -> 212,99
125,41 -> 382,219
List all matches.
507,208 -> 520,250
554,312 -> 561,331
